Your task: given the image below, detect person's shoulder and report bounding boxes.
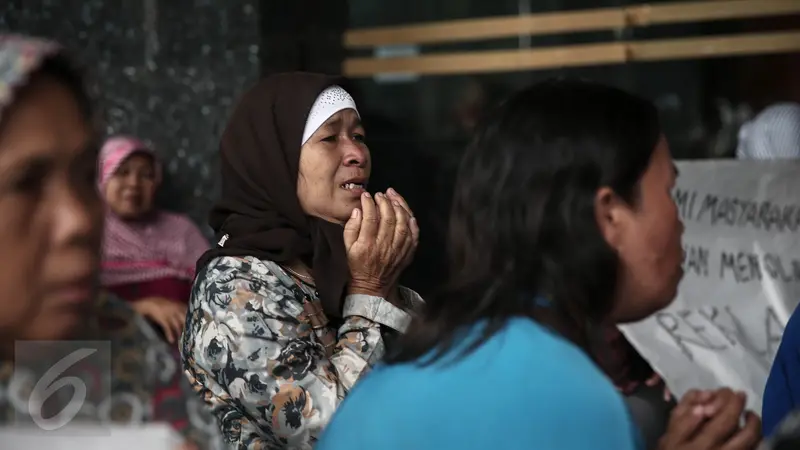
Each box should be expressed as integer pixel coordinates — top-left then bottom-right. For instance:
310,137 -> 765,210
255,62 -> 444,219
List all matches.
493,317 -> 583,358
498,319 -> 620,390
772,304 -> 800,361
193,256 -> 300,306
764,304 -> 800,392
499,320 -> 637,444
782,305 -> 800,339
322,318 -> 639,450
199,255 -> 287,283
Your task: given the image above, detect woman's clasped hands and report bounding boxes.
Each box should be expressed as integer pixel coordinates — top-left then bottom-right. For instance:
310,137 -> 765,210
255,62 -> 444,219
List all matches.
343,188 -> 419,300
660,388 -> 761,450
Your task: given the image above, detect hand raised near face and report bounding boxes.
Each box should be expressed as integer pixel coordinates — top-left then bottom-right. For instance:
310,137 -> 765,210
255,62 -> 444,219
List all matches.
343,190 -> 419,298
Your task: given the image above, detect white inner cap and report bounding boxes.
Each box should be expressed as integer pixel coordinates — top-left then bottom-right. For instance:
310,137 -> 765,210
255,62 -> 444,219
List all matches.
301,85 -> 360,146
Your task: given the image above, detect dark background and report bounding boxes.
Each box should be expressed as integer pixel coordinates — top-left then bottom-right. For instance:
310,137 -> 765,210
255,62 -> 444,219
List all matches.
2,0 -> 261,230
3,0 -> 798,293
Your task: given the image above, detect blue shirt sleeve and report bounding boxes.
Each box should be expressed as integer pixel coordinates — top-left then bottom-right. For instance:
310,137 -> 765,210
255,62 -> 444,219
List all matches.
763,305 -> 800,437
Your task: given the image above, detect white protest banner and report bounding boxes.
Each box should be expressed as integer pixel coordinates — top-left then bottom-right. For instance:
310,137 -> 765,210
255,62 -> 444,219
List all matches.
620,159 -> 800,415
0,423 -> 183,450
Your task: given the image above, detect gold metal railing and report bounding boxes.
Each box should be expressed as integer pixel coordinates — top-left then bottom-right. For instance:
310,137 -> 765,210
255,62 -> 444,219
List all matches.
343,0 -> 800,77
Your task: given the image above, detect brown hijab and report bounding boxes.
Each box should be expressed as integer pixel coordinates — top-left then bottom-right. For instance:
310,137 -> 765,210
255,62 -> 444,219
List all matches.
196,72 -> 349,317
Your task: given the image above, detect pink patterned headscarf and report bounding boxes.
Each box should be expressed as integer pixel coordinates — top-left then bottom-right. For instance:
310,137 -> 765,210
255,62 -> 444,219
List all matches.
98,136 -> 162,187
99,136 -> 208,287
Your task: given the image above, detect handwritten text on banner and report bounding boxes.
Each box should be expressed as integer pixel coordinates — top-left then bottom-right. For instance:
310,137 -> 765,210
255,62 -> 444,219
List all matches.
620,160 -> 800,415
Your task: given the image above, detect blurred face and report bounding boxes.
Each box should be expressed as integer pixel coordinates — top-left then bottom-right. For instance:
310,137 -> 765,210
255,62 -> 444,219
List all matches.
0,73 -> 102,353
595,137 -> 684,323
103,152 -> 157,220
297,109 -> 371,225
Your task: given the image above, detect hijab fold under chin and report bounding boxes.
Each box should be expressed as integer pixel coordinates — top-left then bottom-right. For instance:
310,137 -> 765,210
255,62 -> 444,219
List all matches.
196,72 -> 350,317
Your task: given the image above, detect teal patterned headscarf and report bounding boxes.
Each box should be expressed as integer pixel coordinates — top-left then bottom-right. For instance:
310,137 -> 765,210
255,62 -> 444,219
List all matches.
0,34 -> 61,122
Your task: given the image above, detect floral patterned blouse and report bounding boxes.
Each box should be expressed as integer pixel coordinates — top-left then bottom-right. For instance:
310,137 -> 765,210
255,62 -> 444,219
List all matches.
181,255 -> 423,449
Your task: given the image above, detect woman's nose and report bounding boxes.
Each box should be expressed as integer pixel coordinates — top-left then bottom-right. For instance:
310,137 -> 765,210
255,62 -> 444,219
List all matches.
125,173 -> 143,187
52,185 -> 99,247
342,141 -> 368,167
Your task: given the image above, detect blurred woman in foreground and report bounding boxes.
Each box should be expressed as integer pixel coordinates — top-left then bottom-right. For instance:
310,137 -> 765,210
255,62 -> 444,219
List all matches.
0,34 -> 217,449
317,79 -> 760,450
0,36 -> 99,355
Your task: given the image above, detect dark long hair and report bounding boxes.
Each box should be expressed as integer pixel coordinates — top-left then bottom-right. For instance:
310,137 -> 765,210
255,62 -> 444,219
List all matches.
389,78 -> 661,365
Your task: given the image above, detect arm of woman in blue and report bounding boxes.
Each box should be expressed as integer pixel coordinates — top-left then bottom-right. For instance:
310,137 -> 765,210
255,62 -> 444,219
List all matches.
763,305 -> 800,437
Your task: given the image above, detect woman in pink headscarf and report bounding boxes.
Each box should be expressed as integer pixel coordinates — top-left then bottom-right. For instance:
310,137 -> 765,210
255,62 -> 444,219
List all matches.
99,135 -> 208,343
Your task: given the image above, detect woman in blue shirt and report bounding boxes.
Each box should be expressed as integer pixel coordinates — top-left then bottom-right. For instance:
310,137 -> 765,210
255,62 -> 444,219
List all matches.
317,79 -> 761,450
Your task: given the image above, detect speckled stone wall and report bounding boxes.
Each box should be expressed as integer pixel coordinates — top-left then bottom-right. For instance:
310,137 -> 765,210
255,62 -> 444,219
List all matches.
1,0 -> 261,231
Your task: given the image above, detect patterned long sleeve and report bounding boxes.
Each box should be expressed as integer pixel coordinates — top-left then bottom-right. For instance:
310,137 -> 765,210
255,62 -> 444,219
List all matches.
181,255 -> 421,450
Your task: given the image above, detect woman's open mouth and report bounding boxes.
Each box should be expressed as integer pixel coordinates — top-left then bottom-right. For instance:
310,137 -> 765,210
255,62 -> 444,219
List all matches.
340,178 -> 367,195
341,182 -> 366,191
